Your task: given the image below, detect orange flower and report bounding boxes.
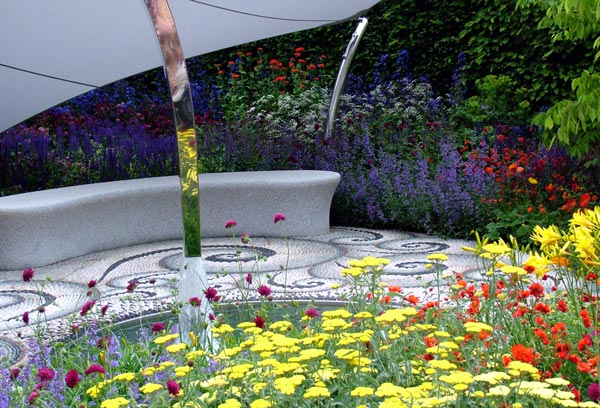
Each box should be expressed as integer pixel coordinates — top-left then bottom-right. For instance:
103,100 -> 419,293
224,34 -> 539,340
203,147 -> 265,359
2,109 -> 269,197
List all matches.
387,285 -> 402,293
511,344 -> 536,364
405,294 -> 420,305
580,193 -> 592,208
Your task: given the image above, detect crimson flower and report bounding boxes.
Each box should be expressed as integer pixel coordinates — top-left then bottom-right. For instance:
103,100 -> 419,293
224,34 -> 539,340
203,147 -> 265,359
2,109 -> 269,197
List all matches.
254,315 -> 266,329
88,280 -> 97,288
10,368 -> 19,380
37,367 -> 55,382
22,268 -> 34,282
64,369 -> 81,388
151,322 -> 165,333
245,273 -> 252,285
167,379 -> 181,396
28,391 -> 40,405
22,311 -> 29,324
204,287 -> 220,302
225,219 -> 237,229
589,383 -> 600,402
189,296 -> 202,307
126,280 -> 138,292
85,363 -> 106,376
273,213 -> 286,223
257,285 -> 271,297
305,308 -> 319,318
80,300 -> 96,316
100,304 -> 109,316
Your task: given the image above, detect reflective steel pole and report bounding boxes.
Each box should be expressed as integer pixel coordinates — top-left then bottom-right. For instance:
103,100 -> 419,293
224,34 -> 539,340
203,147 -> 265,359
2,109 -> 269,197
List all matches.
325,17 -> 368,140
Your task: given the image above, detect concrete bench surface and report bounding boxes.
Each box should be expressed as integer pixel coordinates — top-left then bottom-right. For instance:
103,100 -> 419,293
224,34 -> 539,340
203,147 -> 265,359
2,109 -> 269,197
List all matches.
0,170 -> 340,270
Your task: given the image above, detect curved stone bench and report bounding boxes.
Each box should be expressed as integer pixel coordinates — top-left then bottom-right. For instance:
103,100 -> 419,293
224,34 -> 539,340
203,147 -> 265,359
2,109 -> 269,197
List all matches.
0,170 -> 340,270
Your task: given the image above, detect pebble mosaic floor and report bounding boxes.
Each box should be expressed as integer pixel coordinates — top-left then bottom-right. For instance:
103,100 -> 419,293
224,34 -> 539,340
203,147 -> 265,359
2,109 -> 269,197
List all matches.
0,227 -> 483,366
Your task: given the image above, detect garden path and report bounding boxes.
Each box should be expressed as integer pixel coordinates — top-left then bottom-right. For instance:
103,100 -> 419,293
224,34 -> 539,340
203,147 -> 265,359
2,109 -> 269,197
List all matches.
0,226 -> 481,366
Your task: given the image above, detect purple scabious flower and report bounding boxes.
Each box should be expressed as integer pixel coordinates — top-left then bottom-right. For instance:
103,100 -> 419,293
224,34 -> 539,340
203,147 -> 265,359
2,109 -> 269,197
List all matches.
257,285 -> 271,297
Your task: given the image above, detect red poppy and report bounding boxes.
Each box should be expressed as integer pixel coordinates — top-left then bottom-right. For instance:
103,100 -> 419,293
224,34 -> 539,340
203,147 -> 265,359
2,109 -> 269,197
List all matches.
511,344 -> 536,364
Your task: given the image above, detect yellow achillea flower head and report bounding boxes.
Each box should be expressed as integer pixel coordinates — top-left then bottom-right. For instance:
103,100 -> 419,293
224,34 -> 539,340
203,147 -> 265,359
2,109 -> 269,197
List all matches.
153,333 -> 179,345
464,321 -> 493,333
250,398 -> 273,408
482,241 -> 512,255
112,372 -> 135,382
375,307 -> 417,324
427,253 -> 448,261
140,383 -> 163,394
218,399 -> 242,408
166,343 -> 187,353
100,397 -> 130,408
351,386 -> 375,397
303,386 -> 331,398
321,308 -> 353,319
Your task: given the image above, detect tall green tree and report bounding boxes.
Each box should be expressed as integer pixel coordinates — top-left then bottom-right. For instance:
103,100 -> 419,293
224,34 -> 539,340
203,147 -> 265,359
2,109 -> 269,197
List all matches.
518,0 -> 600,164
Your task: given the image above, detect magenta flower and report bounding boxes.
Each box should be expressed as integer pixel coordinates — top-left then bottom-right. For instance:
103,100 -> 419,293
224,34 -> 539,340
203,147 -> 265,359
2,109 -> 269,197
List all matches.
254,315 -> 266,329
88,280 -> 97,288
204,287 -> 221,302
37,367 -> 55,382
10,368 -> 20,380
97,336 -> 110,350
100,304 -> 109,316
589,383 -> 600,402
85,363 -> 106,376
225,219 -> 237,229
80,300 -> 96,316
273,213 -> 286,223
305,308 -> 320,318
189,296 -> 202,307
28,390 -> 40,405
22,311 -> 29,325
22,268 -> 34,282
126,280 -> 138,292
245,273 -> 252,285
257,285 -> 271,297
151,322 -> 165,333
167,379 -> 181,396
64,369 -> 81,388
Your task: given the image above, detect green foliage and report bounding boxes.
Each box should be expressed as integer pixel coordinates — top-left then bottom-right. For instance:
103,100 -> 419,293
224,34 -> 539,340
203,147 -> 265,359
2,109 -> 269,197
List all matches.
449,74 -> 533,129
517,0 -> 600,163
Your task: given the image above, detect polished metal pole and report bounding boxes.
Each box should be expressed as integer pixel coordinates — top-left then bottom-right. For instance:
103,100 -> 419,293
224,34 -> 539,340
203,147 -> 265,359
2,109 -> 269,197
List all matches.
325,17 -> 368,140
143,0 -> 214,348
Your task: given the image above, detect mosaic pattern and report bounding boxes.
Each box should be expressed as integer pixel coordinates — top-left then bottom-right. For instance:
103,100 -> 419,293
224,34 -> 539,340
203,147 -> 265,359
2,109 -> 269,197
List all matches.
0,227 -> 480,366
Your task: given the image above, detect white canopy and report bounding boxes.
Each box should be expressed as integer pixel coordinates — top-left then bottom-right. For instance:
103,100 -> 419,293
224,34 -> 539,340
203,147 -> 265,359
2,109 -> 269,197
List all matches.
0,0 -> 380,132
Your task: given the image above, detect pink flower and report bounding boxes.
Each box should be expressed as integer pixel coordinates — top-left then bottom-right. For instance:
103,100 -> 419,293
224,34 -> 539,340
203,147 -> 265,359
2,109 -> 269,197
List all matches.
245,273 -> 252,285
189,296 -> 202,307
225,219 -> 237,229
64,369 -> 81,388
257,285 -> 271,297
273,213 -> 286,223
22,311 -> 29,324
97,336 -> 110,349
37,367 -> 55,382
100,304 -> 109,315
151,322 -> 165,333
254,315 -> 266,329
10,368 -> 20,380
80,300 -> 96,316
204,287 -> 221,302
167,379 -> 181,396
28,390 -> 40,405
85,363 -> 106,376
305,308 -> 319,318
88,280 -> 97,288
22,268 -> 34,282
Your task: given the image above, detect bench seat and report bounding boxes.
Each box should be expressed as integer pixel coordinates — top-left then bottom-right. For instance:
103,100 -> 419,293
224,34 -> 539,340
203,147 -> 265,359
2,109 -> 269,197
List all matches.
0,170 -> 340,269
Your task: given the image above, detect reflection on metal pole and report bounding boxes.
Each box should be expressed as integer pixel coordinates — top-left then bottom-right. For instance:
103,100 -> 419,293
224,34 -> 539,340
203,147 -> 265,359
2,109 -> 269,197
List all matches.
325,17 -> 368,140
143,0 -> 215,349
143,0 -> 200,258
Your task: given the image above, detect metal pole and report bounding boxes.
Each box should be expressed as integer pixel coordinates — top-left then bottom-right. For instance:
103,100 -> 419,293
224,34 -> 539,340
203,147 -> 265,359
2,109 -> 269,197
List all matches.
325,17 -> 368,140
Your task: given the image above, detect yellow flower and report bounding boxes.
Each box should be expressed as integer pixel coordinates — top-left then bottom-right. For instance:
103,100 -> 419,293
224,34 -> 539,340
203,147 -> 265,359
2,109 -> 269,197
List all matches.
439,371 -> 474,384
322,308 -> 353,319
303,386 -> 330,398
250,398 -> 272,408
331,283 -> 340,289
140,383 -> 164,394
100,397 -> 130,408
545,377 -> 571,386
531,225 -> 563,250
153,333 -> 179,345
428,359 -> 457,370
487,385 -> 511,396
482,241 -> 512,255
86,380 -> 112,398
375,382 -> 403,397
174,365 -> 191,377
351,386 -> 374,397
342,267 -> 365,277
523,253 -> 552,278
528,177 -> 538,184
379,397 -> 408,408
375,307 -> 417,324
274,378 -> 297,395
500,265 -> 527,275
464,321 -> 493,333
427,253 -> 448,261
473,371 -> 511,384
218,398 -> 242,408
112,372 -> 135,382
166,343 -> 187,353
